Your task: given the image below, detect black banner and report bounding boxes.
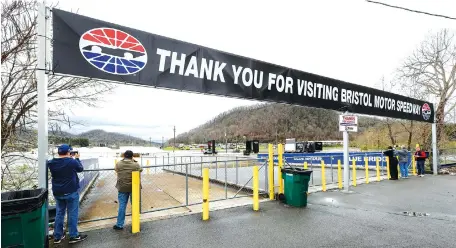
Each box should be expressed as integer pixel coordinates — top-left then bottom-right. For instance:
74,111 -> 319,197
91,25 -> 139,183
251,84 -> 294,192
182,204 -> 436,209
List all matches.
52,9 -> 434,123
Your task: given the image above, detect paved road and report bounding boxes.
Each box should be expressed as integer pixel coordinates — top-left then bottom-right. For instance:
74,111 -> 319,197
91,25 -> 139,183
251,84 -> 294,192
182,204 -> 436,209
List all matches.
52,175 -> 456,248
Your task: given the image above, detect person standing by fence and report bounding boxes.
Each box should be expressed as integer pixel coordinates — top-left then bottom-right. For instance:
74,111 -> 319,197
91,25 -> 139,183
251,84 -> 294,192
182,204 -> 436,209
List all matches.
396,146 -> 409,178
114,150 -> 142,230
383,146 -> 399,180
48,144 -> 88,244
415,147 -> 427,177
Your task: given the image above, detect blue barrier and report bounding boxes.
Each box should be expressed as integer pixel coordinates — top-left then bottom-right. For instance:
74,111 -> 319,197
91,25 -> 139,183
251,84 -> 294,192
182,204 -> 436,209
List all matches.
257,151 -> 418,168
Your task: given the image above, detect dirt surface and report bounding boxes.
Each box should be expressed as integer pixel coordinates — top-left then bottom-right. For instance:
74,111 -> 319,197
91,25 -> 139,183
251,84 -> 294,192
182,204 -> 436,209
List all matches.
77,171 -> 247,230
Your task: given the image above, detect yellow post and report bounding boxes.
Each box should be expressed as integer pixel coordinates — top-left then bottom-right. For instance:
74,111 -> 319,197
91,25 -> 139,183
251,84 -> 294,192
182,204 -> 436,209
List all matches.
131,171 -> 140,233
268,144 -> 274,200
146,160 -> 150,175
278,143 -> 284,194
321,160 -> 326,192
412,155 -> 417,176
376,157 -> 380,182
114,159 -> 118,174
253,166 -> 259,211
365,157 -> 369,184
397,156 -> 401,178
352,159 -> 357,186
337,160 -> 342,189
304,162 -> 308,170
202,168 -> 210,220
386,157 -> 391,179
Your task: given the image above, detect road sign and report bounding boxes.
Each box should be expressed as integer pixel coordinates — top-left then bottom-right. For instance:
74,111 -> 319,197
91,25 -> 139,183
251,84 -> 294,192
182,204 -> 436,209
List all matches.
339,114 -> 358,132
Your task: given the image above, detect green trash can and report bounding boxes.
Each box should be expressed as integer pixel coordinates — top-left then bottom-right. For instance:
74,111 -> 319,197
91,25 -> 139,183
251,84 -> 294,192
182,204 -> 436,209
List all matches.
281,168 -> 313,207
1,188 -> 48,248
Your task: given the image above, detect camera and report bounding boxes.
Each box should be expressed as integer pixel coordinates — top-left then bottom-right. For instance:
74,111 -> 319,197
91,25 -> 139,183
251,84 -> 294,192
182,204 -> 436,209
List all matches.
70,151 -> 79,156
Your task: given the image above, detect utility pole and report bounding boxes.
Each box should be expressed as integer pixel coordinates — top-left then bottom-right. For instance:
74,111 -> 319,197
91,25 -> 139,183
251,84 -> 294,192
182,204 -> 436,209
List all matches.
173,126 -> 176,153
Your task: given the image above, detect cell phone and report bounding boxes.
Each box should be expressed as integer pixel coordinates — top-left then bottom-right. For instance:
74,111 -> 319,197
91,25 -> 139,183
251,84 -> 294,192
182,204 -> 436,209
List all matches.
70,151 -> 79,155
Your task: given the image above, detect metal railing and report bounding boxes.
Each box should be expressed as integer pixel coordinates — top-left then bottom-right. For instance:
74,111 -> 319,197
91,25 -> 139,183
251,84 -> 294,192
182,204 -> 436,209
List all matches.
75,157 -> 267,224
48,158 -> 100,207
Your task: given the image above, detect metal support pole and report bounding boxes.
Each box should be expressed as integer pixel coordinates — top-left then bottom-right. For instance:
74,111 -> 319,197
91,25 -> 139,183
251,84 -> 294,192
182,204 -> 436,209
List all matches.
37,1 -> 49,243
278,143 -> 284,194
236,157 -> 239,185
343,130 -> 350,192
432,122 -> 438,175
268,144 -> 274,200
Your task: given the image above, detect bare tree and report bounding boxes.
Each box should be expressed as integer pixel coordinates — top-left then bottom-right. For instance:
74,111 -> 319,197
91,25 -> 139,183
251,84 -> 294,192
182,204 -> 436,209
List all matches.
399,29 -> 456,146
1,0 -> 115,190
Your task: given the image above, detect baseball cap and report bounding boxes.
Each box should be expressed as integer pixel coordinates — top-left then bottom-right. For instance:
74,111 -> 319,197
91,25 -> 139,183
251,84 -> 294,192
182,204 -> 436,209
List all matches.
124,150 -> 133,159
58,144 -> 72,155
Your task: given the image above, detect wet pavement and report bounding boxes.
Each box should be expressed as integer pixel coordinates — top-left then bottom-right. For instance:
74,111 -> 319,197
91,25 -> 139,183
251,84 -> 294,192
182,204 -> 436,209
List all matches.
51,175 -> 456,248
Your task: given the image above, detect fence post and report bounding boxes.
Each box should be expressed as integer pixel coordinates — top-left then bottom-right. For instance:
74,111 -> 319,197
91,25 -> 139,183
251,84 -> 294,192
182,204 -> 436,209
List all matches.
321,160 -> 326,192
304,162 -> 308,170
352,159 -> 357,187
278,143 -> 284,194
337,159 -> 342,189
132,171 -> 140,233
376,157 -> 380,182
202,168 -> 210,221
365,157 -> 369,184
253,165 -> 259,211
386,157 -> 391,179
268,144 -> 274,200
236,157 -> 239,185
215,156 -> 218,180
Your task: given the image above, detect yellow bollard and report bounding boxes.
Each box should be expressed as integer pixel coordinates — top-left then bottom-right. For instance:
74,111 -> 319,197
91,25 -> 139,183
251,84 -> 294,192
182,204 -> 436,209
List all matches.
352,159 -> 357,186
365,157 -> 369,184
386,157 -> 391,179
202,168 -> 210,220
412,156 -> 417,176
253,166 -> 259,211
397,156 -> 401,178
268,144 -> 274,200
278,143 -> 284,194
321,160 -> 326,192
376,157 -> 380,182
132,171 -> 140,233
146,160 -> 150,175
304,162 -> 308,170
337,160 -> 342,189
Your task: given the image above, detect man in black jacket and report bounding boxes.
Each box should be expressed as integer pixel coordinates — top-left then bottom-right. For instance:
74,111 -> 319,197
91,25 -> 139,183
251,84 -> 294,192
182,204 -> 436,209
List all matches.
383,146 -> 399,180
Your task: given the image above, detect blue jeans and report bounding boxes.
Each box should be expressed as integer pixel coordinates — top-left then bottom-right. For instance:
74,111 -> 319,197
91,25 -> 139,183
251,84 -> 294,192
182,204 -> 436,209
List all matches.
116,192 -> 132,228
417,160 -> 425,175
399,162 -> 408,178
54,192 -> 79,239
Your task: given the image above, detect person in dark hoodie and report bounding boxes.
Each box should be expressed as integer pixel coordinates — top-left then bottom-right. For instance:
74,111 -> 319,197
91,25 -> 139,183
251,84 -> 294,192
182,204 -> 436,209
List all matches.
383,146 -> 399,180
48,144 -> 88,244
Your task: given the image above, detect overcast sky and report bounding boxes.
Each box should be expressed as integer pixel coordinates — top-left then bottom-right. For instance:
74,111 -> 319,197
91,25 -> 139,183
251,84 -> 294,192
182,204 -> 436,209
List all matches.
54,0 -> 455,142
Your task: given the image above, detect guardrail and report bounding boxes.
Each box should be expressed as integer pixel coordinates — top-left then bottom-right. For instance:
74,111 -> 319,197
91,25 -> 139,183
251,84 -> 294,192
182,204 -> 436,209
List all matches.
73,157 -> 267,224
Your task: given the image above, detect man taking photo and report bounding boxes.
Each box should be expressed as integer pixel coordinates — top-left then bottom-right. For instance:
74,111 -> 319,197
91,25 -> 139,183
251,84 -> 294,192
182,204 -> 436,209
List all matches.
113,150 -> 142,230
48,144 -> 88,244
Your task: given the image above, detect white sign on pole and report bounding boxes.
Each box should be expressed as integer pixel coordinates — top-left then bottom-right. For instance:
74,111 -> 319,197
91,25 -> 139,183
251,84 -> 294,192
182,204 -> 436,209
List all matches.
339,114 -> 358,132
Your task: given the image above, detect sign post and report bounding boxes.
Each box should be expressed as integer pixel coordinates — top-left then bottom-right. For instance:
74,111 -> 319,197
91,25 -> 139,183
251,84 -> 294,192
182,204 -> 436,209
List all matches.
339,113 -> 358,192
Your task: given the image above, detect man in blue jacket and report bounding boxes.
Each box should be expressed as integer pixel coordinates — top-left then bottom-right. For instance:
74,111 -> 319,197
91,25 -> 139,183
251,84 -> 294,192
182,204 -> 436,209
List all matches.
48,144 -> 88,244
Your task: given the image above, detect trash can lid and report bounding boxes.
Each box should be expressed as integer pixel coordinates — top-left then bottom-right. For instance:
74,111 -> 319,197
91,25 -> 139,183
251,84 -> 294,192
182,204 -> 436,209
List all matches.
281,167 -> 313,175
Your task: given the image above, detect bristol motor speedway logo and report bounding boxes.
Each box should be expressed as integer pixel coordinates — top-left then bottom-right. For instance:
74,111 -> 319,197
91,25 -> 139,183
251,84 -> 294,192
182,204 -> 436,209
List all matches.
79,28 -> 147,75
422,103 -> 432,120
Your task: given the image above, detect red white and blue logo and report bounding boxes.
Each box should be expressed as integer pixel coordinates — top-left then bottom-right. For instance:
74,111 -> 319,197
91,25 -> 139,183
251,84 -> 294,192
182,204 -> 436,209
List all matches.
79,28 -> 147,75
422,103 -> 432,120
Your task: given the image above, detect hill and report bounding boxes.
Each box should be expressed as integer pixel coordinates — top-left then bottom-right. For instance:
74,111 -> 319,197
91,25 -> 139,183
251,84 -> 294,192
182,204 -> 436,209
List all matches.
49,129 -> 156,147
172,103 -> 379,144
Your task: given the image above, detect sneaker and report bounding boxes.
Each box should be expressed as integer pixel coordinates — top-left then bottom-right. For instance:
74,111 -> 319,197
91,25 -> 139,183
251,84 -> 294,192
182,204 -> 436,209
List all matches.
113,225 -> 123,230
69,234 -> 88,244
54,234 -> 66,244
